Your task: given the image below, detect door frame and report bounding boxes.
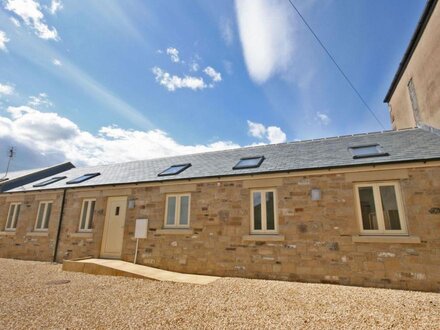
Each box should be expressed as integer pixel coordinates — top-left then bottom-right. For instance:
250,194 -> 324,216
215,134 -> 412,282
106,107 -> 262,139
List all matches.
100,196 -> 127,259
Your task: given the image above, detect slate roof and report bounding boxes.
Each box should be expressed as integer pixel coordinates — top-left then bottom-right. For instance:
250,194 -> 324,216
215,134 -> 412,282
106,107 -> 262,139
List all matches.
5,128 -> 440,193
0,162 -> 75,192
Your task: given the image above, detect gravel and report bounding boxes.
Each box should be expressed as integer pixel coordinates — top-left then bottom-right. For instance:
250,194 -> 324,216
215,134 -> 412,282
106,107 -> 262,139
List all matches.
0,258 -> 439,329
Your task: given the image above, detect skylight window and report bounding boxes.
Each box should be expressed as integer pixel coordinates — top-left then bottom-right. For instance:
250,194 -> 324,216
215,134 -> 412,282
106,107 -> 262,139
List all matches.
33,176 -> 67,187
66,173 -> 100,184
233,156 -> 265,170
158,164 -> 191,176
349,144 -> 389,159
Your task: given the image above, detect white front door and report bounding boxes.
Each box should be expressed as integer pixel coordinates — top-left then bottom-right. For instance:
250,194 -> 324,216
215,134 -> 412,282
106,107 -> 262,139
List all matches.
100,196 -> 127,259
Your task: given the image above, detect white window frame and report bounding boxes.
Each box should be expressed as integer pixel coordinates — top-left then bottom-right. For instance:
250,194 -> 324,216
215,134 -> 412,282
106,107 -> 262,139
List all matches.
78,199 -> 96,232
164,194 -> 191,228
34,201 -> 53,231
5,202 -> 21,231
354,181 -> 408,235
250,189 -> 278,234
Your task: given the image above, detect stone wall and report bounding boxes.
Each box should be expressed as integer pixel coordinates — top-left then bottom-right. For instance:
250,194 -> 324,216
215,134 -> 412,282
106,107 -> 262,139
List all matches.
388,2 -> 440,130
1,166 -> 439,291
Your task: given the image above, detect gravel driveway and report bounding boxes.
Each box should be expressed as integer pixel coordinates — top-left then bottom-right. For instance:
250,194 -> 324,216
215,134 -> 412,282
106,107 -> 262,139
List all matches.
0,258 -> 439,329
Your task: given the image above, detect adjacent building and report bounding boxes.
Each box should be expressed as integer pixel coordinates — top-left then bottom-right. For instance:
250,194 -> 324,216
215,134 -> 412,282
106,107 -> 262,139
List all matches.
385,0 -> 440,130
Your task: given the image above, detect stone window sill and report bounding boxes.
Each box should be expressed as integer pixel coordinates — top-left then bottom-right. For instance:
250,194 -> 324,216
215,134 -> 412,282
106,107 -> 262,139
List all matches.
70,232 -> 93,238
242,234 -> 285,242
0,231 -> 16,236
352,235 -> 421,244
26,232 -> 49,237
155,228 -> 193,235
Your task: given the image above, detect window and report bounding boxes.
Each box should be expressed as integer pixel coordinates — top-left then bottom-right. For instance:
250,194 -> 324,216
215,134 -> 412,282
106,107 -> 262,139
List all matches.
5,203 -> 21,231
233,156 -> 265,170
79,199 -> 96,232
164,194 -> 190,228
158,164 -> 191,176
348,144 -> 389,159
66,173 -> 100,184
35,201 -> 53,231
250,189 -> 277,234
354,182 -> 407,235
33,176 -> 67,187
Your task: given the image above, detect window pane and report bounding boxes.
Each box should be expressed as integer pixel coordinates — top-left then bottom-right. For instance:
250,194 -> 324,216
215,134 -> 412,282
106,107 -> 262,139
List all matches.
44,203 -> 52,229
179,196 -> 189,225
266,192 -> 275,230
358,187 -> 378,230
88,201 -> 95,229
14,204 -> 21,228
166,197 -> 176,225
36,204 -> 45,229
351,146 -> 380,156
380,186 -> 401,230
80,201 -> 89,230
253,192 -> 262,230
6,204 -> 15,229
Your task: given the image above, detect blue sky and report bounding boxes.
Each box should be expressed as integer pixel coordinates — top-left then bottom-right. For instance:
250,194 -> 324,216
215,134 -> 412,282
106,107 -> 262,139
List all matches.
0,0 -> 426,171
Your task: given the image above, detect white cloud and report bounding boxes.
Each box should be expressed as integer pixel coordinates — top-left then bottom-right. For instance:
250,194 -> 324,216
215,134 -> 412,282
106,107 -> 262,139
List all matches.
315,112 -> 331,125
189,62 -> 199,72
166,47 -> 180,63
47,0 -> 62,15
10,17 -> 21,27
4,0 -> 59,40
266,126 -> 287,144
247,120 -> 287,144
152,67 -> 207,91
28,93 -> 53,108
0,106 -> 240,167
220,18 -> 234,46
204,66 -> 222,82
0,31 -> 10,51
223,60 -> 233,75
247,120 -> 266,138
235,0 -> 295,83
52,58 -> 62,66
0,83 -> 14,96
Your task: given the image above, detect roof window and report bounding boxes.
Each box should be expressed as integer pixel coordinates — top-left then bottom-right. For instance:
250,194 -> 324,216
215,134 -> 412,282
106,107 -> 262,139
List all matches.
233,156 -> 265,170
33,176 -> 67,187
349,144 -> 389,159
66,173 -> 100,184
158,164 -> 191,176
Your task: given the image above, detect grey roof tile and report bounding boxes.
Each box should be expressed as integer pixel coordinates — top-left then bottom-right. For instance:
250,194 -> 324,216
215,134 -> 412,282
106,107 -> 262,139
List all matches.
6,128 -> 440,193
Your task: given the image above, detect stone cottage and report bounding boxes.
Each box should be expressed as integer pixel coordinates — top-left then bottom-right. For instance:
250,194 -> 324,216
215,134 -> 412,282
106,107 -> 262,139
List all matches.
1,128 -> 440,291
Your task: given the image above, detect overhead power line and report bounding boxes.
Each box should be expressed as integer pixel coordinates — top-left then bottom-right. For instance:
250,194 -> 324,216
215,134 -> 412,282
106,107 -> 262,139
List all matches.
286,0 -> 386,130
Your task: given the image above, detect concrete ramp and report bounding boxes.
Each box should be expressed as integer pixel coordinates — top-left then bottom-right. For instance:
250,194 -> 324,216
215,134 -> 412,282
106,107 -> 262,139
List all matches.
62,258 -> 219,285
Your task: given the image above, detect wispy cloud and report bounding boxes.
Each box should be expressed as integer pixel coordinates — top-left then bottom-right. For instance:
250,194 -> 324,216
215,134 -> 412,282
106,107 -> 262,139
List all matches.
0,83 -> 14,96
47,0 -> 62,15
0,31 -> 10,51
235,0 -> 295,83
203,66 -> 222,82
152,67 -> 207,91
52,58 -> 61,66
166,47 -> 180,63
315,112 -> 331,125
247,120 -> 287,143
10,17 -> 21,27
220,17 -> 234,46
28,93 -> 53,108
4,0 -> 59,40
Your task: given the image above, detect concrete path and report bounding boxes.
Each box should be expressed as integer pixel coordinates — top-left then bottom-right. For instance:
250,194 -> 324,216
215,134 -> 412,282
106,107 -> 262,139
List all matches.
62,258 -> 220,285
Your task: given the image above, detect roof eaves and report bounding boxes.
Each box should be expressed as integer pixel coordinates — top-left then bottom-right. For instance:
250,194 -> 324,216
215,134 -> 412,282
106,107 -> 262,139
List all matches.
384,0 -> 438,102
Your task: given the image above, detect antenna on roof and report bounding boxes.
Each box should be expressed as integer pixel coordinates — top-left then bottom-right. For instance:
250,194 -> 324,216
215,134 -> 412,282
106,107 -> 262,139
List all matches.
1,146 -> 15,180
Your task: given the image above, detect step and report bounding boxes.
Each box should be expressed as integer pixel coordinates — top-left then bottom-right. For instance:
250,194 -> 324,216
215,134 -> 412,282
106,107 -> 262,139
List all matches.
62,258 -> 220,285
